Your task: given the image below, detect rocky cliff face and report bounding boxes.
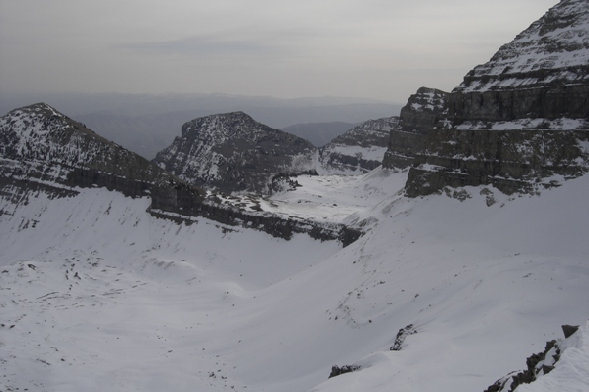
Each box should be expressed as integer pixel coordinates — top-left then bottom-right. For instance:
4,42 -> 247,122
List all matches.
450,0 -> 589,123
382,88 -> 449,170
320,117 -> 399,174
383,0 -> 589,196
153,112 -> 317,194
0,104 -> 359,245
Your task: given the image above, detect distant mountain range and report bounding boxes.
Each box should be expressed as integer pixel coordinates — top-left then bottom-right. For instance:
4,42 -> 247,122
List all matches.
283,122 -> 354,147
0,93 -> 401,159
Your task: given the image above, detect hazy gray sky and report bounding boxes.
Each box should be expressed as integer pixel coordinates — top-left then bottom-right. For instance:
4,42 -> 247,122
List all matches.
0,0 -> 557,103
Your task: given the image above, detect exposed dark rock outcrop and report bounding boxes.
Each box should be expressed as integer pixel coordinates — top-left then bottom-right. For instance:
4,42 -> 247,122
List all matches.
390,324 -> 418,351
484,324 -> 579,392
153,111 -> 317,194
0,104 -> 361,246
269,170 -> 318,194
382,0 -> 589,196
320,117 -> 400,173
561,324 -> 579,339
328,365 -> 361,379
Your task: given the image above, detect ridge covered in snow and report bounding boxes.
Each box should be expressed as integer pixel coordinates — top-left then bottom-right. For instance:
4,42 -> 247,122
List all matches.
0,102 -> 171,188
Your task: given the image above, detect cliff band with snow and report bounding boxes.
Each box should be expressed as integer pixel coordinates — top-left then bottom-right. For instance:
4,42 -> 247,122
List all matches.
383,0 -> 589,196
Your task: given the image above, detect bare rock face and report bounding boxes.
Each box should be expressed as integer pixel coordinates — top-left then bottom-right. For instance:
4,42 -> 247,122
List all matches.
404,128 -> 588,197
382,0 -> 589,196
449,0 -> 589,123
328,365 -> 361,379
320,117 -> 399,174
153,112 -> 317,194
382,88 -> 449,170
398,87 -> 449,132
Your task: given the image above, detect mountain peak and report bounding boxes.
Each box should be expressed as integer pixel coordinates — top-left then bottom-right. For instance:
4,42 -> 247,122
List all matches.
154,112 -> 317,193
456,0 -> 589,93
179,111 -> 259,139
7,102 -> 64,119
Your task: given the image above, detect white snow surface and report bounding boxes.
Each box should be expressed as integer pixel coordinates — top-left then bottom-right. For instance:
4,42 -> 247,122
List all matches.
1,169 -> 589,391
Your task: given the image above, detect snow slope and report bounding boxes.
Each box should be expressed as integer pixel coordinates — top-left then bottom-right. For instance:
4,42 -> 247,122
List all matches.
1,170 -> 589,391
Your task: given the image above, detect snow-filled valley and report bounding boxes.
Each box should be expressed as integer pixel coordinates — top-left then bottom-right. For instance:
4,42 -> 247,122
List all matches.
1,169 -> 588,392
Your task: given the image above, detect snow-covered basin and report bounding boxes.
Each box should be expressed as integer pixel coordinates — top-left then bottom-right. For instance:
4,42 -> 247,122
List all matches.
1,170 -> 588,392
261,169 -> 407,224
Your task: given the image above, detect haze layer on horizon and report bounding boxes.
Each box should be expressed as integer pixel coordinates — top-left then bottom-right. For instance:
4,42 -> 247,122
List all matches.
1,0 -> 557,103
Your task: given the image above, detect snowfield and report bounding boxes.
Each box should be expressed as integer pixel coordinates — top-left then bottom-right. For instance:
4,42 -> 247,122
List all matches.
1,169 -> 588,391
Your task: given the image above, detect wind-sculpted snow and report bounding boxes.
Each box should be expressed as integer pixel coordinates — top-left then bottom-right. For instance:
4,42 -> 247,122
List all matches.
154,112 -> 317,193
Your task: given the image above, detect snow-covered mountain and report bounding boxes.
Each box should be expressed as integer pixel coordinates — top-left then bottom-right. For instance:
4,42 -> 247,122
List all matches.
1,1 -> 589,391
319,117 -> 399,174
449,0 -> 589,125
455,0 -> 589,94
0,102 -> 175,198
383,0 -> 589,197
153,112 -> 317,194
0,103 -> 359,244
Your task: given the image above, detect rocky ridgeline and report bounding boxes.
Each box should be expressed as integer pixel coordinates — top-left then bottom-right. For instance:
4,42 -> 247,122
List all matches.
484,325 -> 580,392
383,0 -> 589,196
319,117 -> 399,174
153,111 -> 317,194
0,104 -> 360,246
